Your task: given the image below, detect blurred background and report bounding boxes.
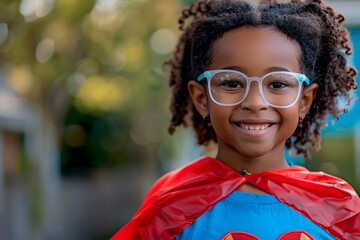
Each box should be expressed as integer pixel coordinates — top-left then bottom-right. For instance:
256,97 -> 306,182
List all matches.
0,0 -> 358,239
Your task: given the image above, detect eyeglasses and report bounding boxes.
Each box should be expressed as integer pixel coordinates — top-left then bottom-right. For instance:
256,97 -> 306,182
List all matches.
197,70 -> 310,108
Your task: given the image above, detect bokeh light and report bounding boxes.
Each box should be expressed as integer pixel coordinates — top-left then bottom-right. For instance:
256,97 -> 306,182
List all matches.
0,23 -> 8,45
7,66 -> 35,96
20,0 -> 55,21
0,90 -> 21,117
94,0 -> 120,12
65,72 -> 86,97
150,29 -> 177,55
74,75 -> 131,114
36,38 -> 55,63
75,58 -> 99,77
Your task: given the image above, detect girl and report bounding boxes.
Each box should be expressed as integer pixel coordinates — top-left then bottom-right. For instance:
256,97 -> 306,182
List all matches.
112,0 -> 360,239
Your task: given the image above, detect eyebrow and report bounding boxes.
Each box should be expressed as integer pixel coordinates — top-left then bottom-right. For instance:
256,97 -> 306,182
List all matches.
222,66 -> 290,73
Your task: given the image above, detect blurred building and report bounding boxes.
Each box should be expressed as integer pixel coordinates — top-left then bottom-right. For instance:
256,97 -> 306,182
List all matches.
0,70 -> 62,239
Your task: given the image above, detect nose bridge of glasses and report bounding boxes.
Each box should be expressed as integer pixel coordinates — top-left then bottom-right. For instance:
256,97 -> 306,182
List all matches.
247,76 -> 262,86
242,77 -> 267,105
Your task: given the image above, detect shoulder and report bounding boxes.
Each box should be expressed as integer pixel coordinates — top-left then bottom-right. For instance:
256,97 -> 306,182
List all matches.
143,156 -> 239,204
298,166 -> 358,194
251,165 -> 360,239
264,164 -> 357,189
298,168 -> 360,238
146,157 -> 214,194
262,165 -> 359,201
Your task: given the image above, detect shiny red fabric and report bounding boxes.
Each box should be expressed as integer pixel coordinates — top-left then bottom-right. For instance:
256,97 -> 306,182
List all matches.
111,157 -> 360,240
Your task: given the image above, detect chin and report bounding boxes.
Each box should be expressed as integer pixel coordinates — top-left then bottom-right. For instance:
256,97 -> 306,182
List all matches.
236,147 -> 271,159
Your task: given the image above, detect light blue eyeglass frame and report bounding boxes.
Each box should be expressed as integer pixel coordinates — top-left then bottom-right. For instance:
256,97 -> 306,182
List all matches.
197,70 -> 310,108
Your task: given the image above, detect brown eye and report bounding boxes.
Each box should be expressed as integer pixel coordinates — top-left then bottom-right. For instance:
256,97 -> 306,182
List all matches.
221,81 -> 242,88
270,82 -> 287,89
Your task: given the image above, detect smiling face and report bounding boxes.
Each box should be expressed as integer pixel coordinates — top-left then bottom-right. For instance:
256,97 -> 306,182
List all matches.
188,26 -> 318,172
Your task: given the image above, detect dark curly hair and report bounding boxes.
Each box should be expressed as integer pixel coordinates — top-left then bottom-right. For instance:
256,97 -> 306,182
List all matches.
166,0 -> 357,158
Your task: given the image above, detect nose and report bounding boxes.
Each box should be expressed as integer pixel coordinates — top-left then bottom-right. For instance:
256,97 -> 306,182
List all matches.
239,81 -> 269,111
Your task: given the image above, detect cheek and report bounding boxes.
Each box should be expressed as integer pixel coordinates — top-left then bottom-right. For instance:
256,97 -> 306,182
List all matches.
208,105 -> 232,131
281,108 -> 300,131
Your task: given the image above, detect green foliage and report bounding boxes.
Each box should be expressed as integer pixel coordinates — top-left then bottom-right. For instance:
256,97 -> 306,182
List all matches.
307,137 -> 359,194
0,0 -> 182,174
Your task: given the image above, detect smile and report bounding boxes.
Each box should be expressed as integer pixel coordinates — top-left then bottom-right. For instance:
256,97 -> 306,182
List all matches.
239,123 -> 270,130
233,122 -> 275,138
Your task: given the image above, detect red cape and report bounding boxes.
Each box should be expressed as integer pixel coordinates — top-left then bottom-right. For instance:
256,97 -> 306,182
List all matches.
111,157 -> 360,240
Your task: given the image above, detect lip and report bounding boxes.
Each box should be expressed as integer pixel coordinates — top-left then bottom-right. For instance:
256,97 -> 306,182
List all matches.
232,119 -> 277,124
232,119 -> 277,137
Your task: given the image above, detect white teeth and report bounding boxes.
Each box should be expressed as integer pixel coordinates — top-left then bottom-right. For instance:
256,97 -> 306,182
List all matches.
239,123 -> 270,130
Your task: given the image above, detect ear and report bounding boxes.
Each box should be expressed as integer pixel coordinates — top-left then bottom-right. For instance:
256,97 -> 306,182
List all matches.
187,80 -> 209,117
299,83 -> 318,119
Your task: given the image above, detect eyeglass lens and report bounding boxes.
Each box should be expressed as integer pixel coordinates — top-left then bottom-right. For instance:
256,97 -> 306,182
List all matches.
210,72 -> 300,106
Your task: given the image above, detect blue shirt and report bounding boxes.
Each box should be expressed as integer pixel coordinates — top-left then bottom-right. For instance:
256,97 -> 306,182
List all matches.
175,191 -> 336,240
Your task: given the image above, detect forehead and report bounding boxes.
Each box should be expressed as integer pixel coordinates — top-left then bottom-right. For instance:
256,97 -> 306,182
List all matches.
209,26 -> 302,74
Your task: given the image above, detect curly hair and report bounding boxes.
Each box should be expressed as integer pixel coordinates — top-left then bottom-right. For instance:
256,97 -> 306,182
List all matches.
166,0 -> 357,158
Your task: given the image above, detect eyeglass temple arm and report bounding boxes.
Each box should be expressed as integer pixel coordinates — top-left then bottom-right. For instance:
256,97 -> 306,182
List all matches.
301,75 -> 310,86
197,72 -> 211,82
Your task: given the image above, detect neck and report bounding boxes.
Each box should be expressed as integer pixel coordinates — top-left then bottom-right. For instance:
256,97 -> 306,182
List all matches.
215,142 -> 290,174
